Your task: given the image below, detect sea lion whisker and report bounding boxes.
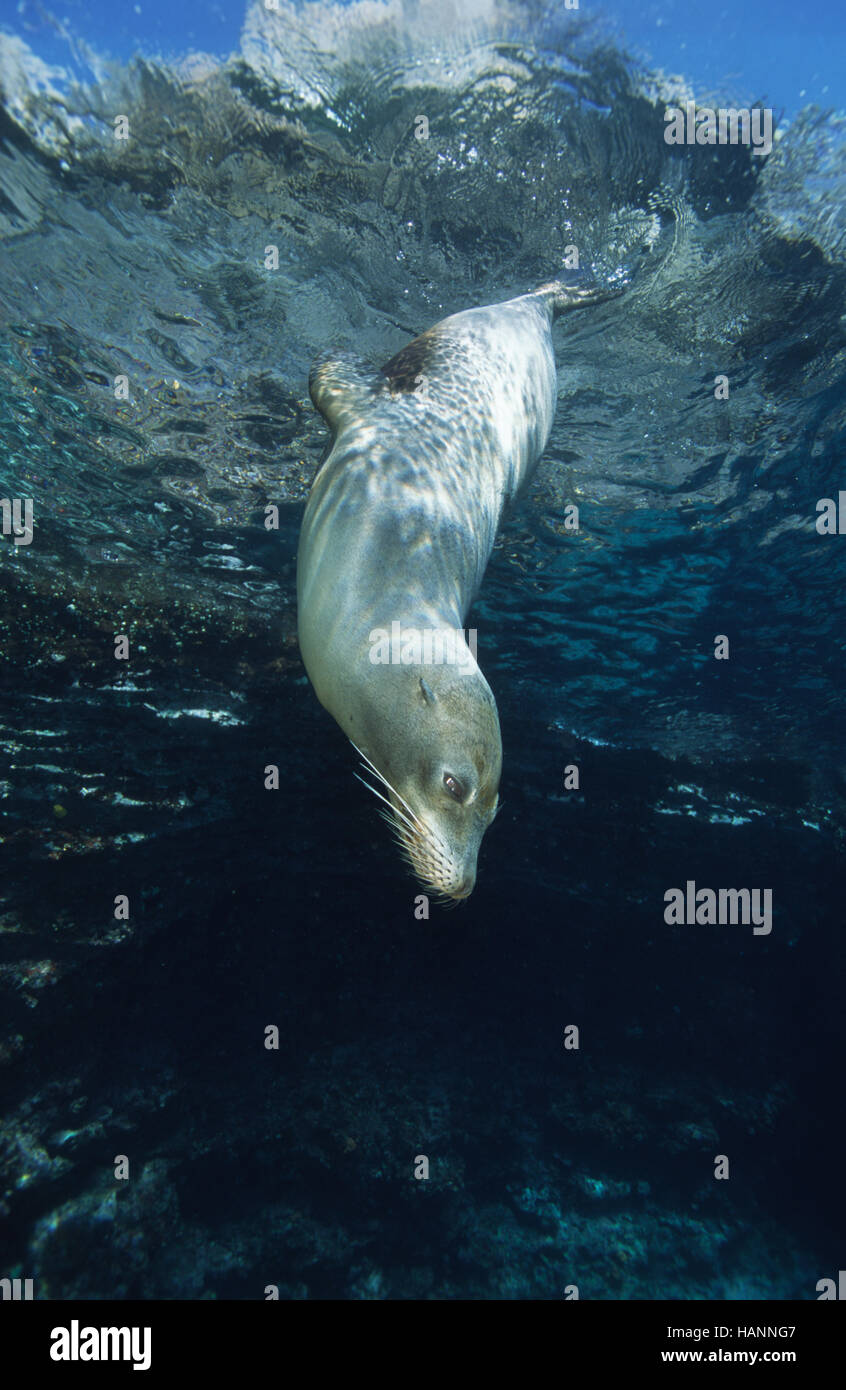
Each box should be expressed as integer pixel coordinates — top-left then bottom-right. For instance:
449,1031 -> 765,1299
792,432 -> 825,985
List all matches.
350,741 -> 425,830
424,875 -> 463,908
376,806 -> 416,850
354,758 -> 455,868
351,742 -> 417,814
353,772 -> 420,836
366,779 -> 457,886
349,740 -> 390,785
387,814 -> 460,898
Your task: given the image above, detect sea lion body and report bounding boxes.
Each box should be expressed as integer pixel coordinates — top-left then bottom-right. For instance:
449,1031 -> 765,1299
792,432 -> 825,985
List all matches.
297,281 -> 606,899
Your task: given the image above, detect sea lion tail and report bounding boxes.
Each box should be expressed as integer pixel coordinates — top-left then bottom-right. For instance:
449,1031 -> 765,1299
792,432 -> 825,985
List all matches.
534,278 -> 624,319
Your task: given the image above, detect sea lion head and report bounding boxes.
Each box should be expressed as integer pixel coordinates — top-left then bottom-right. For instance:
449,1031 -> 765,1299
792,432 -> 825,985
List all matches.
354,661 -> 502,902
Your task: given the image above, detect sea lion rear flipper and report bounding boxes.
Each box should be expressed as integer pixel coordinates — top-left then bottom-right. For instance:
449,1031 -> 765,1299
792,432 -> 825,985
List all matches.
534,279 -> 625,319
309,352 -> 383,434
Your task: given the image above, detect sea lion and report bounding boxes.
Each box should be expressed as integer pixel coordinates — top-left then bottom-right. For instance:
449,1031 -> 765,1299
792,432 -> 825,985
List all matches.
297,279 -> 611,900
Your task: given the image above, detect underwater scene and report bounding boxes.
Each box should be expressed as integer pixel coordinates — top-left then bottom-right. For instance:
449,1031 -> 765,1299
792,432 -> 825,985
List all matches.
1,0 -> 845,1308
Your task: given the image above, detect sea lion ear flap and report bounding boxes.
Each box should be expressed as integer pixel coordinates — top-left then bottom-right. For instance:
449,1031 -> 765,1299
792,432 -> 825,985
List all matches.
420,677 -> 438,706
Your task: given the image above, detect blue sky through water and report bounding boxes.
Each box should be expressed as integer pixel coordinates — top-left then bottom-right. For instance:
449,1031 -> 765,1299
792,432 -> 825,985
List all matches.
2,0 -> 845,116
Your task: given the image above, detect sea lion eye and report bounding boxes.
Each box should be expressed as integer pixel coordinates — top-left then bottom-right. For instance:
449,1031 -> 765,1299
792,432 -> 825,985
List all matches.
443,773 -> 464,801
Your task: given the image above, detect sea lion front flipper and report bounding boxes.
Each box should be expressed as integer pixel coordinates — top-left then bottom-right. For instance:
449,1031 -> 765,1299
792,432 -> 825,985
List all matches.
309,352 -> 384,435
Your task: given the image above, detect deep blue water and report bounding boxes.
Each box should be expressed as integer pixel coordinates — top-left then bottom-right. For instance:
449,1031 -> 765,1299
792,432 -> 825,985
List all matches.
0,0 -> 844,1302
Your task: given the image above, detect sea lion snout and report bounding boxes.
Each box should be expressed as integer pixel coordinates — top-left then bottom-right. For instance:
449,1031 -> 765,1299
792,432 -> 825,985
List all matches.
401,799 -> 491,903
